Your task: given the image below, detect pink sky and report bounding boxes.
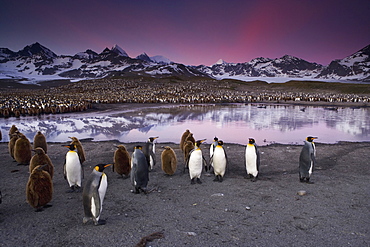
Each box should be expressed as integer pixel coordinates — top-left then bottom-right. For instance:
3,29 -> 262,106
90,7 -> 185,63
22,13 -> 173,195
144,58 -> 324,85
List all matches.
1,0 -> 369,65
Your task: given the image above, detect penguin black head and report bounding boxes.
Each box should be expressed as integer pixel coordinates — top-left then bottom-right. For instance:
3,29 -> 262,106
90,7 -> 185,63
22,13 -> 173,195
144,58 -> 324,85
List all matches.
217,140 -> 224,146
248,138 -> 256,144
62,144 -> 76,151
134,145 -> 143,151
148,137 -> 159,142
306,136 -> 318,142
195,139 -> 206,147
213,137 -> 219,141
94,164 -> 112,172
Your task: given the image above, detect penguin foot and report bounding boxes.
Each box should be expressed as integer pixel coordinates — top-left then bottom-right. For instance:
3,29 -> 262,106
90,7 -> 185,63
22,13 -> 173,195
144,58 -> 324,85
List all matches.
191,178 -> 196,184
218,176 -> 223,182
305,179 -> 314,184
96,219 -> 106,226
213,175 -> 220,182
43,204 -> 52,208
300,178 -> 305,183
196,178 -> 202,184
251,177 -> 258,182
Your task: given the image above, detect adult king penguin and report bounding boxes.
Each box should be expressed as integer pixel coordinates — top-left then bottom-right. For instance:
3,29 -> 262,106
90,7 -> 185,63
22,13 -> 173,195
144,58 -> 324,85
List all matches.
209,136 -> 219,167
144,137 -> 158,171
131,146 -> 149,194
299,136 -> 317,183
113,144 -> 131,178
63,144 -> 83,192
211,140 -> 228,182
187,139 -> 208,184
245,138 -> 260,182
83,163 -> 112,225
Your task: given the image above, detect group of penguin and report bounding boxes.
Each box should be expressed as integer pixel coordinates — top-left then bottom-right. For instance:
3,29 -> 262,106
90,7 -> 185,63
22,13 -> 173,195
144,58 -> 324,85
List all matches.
3,125 -> 317,226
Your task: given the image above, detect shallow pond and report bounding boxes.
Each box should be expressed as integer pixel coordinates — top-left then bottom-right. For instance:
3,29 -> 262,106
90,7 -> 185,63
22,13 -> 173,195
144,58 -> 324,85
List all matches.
1,103 -> 369,145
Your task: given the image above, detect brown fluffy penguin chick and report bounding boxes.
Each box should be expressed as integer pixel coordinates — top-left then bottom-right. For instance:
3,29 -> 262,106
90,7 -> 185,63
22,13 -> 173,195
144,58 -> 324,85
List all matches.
26,164 -> 53,212
33,131 -> 47,153
184,133 -> 196,148
29,147 -> 54,179
69,137 -> 86,164
8,124 -> 18,137
180,129 -> 190,151
113,145 -> 131,177
183,140 -> 195,165
161,146 -> 177,175
8,132 -> 19,160
14,133 -> 32,165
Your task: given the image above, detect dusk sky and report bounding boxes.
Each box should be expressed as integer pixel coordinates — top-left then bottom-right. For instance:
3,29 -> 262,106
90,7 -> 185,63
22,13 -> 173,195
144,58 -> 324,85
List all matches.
1,0 -> 369,66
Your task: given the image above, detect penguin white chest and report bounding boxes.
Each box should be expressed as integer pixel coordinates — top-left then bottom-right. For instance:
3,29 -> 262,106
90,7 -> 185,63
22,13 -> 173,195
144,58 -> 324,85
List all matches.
245,145 -> 258,177
98,173 -> 108,208
188,149 -> 203,179
65,151 -> 82,187
213,147 -> 226,176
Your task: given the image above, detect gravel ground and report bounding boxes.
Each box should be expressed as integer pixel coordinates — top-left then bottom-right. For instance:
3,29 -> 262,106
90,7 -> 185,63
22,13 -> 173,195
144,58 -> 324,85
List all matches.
0,139 -> 369,247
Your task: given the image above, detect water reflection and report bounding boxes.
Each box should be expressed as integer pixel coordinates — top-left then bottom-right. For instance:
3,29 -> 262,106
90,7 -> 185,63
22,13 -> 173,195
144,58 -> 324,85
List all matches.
0,103 -> 369,145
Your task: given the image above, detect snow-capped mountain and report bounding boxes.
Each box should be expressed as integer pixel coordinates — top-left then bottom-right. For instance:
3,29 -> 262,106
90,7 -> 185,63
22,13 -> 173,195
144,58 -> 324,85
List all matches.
0,42 -> 369,82
0,42 -> 203,80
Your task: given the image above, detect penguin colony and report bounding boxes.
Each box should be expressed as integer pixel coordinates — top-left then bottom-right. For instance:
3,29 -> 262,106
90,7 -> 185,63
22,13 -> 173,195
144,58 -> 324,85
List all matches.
5,124 -> 318,226
1,78 -> 368,118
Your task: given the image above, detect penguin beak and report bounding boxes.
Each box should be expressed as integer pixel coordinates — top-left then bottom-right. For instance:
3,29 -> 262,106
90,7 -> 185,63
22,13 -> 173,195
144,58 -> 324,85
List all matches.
200,139 -> 206,143
104,164 -> 112,168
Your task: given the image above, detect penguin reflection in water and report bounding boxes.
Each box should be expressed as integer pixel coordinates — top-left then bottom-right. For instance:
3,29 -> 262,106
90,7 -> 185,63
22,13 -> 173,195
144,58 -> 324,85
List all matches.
299,136 -> 317,184
187,139 -> 208,184
131,146 -> 149,194
245,138 -> 260,182
210,140 -> 228,182
83,164 -> 112,226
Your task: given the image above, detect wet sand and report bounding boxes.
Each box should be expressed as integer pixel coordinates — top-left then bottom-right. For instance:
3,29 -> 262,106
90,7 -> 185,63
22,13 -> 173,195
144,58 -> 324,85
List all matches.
0,140 -> 369,246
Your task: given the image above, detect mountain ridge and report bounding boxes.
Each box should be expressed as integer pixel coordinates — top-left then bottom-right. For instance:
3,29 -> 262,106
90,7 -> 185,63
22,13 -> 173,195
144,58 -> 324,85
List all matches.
0,43 -> 369,82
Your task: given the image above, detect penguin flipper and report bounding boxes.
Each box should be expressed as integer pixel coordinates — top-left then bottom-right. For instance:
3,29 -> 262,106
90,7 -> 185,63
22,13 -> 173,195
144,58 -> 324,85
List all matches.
63,159 -> 67,180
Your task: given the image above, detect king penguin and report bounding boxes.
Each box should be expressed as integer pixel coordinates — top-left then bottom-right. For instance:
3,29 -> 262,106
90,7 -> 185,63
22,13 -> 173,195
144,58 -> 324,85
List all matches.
63,144 -> 83,192
211,140 -> 228,182
8,131 -> 19,160
29,147 -> 54,179
131,146 -> 149,194
299,136 -> 317,183
26,164 -> 53,212
14,132 -> 32,165
209,136 -> 219,167
187,139 -> 208,184
83,163 -> 112,225
69,137 -> 86,164
245,138 -> 260,182
180,129 -> 191,151
161,146 -> 177,175
33,131 -> 47,153
113,144 -> 131,178
144,136 -> 159,171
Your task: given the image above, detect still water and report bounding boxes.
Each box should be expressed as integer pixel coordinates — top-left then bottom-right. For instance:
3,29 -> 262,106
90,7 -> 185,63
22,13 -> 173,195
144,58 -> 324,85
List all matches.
1,103 -> 369,145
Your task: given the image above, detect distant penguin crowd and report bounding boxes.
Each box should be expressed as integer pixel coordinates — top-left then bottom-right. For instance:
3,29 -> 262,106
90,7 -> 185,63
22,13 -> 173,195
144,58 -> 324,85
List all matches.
2,124 -> 318,226
1,78 -> 369,118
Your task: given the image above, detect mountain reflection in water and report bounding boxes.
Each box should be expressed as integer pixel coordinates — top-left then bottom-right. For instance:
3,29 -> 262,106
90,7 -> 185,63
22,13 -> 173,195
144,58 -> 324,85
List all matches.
0,103 -> 369,145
